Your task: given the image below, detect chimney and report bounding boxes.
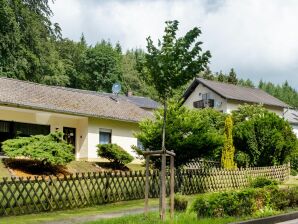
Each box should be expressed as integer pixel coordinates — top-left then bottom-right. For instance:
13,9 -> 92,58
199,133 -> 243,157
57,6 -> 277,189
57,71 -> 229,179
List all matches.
126,91 -> 133,97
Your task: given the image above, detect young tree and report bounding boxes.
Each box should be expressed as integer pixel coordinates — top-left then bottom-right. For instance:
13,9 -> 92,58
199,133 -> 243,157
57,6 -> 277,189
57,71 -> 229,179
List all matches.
139,20 -> 211,153
139,20 -> 210,220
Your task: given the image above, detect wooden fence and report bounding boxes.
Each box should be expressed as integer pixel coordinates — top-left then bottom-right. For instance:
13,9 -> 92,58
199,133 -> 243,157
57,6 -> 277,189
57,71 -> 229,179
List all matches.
0,163 -> 290,216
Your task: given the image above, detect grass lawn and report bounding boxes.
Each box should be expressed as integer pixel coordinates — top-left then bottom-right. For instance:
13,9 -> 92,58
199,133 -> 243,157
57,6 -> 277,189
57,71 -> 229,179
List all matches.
0,198 -> 159,224
281,175 -> 298,188
86,212 -> 238,224
0,159 -> 11,179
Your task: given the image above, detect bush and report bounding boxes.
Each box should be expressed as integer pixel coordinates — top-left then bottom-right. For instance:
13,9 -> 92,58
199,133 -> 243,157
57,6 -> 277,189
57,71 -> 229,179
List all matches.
97,144 -> 134,166
249,177 -> 278,188
232,104 -> 297,167
2,132 -> 74,166
191,186 -> 298,218
291,169 -> 298,176
135,102 -> 225,167
174,194 -> 188,212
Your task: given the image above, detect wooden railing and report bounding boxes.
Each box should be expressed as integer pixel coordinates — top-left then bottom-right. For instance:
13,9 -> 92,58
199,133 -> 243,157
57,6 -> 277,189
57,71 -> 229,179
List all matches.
0,163 -> 290,216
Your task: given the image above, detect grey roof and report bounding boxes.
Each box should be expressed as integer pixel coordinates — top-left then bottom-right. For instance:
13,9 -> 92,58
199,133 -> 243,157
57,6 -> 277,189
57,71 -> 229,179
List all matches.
183,78 -> 289,108
124,95 -> 159,109
0,77 -> 153,122
284,109 -> 298,124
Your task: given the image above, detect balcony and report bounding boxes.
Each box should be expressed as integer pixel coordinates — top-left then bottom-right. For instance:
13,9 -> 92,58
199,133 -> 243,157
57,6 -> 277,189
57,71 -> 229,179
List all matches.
193,99 -> 214,109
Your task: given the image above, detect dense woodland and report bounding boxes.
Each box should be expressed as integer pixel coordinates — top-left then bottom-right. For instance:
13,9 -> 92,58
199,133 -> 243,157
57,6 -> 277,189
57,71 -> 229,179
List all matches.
1,0 -> 298,107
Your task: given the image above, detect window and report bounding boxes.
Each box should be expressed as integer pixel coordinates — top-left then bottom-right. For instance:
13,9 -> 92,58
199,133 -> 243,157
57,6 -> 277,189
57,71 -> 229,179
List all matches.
99,129 -> 112,144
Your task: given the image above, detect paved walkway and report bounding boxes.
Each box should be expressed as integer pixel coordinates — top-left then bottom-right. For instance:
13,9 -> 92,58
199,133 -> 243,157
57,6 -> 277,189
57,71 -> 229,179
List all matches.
277,219 -> 298,224
43,207 -> 158,224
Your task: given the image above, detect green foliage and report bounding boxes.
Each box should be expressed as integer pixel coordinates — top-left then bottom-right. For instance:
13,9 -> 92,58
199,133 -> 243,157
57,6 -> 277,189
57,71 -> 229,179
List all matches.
174,194 -> 188,212
135,102 -> 225,167
259,80 -> 298,108
191,186 -> 298,218
235,151 -> 250,168
140,20 -> 211,102
2,132 -> 74,166
221,116 -> 237,169
290,147 -> 298,173
232,105 -> 297,167
82,40 -> 123,92
97,144 -> 134,166
0,0 -> 68,85
249,177 -> 278,188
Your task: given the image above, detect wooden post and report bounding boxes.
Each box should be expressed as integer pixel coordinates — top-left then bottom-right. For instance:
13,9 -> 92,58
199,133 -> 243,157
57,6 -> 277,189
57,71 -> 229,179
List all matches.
144,153 -> 150,216
170,154 -> 174,219
160,153 -> 166,221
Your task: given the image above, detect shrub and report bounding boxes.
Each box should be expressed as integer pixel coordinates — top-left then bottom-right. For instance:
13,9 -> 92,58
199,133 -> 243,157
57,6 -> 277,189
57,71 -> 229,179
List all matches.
249,177 -> 278,188
191,185 -> 298,218
174,194 -> 188,212
135,102 -> 225,168
232,104 -> 297,167
221,115 -> 237,169
97,144 -> 134,166
2,132 -> 74,166
291,169 -> 298,176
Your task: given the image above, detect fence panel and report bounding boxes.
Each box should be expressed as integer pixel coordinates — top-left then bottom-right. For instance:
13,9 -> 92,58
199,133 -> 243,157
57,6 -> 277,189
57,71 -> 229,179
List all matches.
0,163 -> 290,216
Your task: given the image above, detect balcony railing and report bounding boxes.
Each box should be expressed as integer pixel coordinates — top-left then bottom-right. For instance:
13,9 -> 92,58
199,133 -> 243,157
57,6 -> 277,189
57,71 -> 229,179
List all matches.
193,99 -> 214,109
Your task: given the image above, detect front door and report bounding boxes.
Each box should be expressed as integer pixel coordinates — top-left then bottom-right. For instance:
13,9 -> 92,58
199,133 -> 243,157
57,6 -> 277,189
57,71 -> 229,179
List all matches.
63,127 -> 76,152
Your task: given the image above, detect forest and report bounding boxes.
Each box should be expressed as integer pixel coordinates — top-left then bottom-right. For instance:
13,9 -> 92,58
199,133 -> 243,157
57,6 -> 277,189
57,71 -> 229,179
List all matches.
1,0 -> 298,107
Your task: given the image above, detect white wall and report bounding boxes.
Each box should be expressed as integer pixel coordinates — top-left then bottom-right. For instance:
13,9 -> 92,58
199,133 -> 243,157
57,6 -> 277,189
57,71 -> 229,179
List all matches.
183,83 -> 227,112
292,124 -> 298,137
0,105 -> 88,160
183,84 -> 284,116
87,117 -> 139,160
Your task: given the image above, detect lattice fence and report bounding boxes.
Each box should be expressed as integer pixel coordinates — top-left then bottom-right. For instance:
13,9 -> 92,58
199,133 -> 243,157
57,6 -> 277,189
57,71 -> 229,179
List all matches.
0,163 -> 290,216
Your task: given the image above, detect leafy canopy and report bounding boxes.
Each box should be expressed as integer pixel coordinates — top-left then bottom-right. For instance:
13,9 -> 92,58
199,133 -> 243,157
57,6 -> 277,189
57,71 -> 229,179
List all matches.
140,20 -> 211,102
2,132 -> 74,166
135,102 -> 225,167
232,105 -> 297,167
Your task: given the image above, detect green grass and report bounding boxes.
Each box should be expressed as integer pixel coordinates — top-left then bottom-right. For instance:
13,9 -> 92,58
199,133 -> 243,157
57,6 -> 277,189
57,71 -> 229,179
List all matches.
85,212 -> 238,224
66,161 -> 101,173
281,175 -> 298,188
0,159 -> 11,179
0,198 -> 159,224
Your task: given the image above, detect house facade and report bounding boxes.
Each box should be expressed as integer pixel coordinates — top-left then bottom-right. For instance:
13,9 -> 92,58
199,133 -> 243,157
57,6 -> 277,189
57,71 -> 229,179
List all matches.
0,78 -> 158,161
284,109 -> 298,137
182,78 -> 288,116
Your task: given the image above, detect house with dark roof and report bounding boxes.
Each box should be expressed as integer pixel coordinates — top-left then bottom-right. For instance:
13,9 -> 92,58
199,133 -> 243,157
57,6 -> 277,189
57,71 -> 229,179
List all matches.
182,78 -> 289,116
0,78 -> 158,161
284,109 -> 298,137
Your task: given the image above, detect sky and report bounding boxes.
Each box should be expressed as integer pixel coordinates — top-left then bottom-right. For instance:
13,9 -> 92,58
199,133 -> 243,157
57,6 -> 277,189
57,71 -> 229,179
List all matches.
50,0 -> 298,89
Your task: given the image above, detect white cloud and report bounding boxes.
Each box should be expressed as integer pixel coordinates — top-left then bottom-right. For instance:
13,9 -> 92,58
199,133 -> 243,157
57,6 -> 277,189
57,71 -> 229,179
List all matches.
50,0 -> 298,89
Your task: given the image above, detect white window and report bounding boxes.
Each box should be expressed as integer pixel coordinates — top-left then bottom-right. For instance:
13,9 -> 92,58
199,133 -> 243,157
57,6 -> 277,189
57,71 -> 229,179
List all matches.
99,128 -> 112,144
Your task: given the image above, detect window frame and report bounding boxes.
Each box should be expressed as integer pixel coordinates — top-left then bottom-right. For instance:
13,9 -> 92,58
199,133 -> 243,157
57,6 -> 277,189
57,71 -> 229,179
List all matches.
99,128 -> 112,144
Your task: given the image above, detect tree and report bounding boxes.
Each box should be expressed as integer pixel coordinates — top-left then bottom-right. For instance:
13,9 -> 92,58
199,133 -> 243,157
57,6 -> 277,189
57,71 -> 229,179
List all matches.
82,40 -> 123,92
121,49 -> 158,99
139,20 -> 211,153
2,132 -> 74,166
56,35 -> 88,89
221,115 -> 237,169
227,68 -> 238,84
0,0 -> 68,85
135,103 -> 224,167
232,105 -> 297,166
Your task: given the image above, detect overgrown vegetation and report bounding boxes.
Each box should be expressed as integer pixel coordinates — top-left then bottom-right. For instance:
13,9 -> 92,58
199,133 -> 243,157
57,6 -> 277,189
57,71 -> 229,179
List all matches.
97,144 -> 134,167
249,177 -> 278,188
191,185 -> 298,218
2,132 -> 74,166
135,102 -> 225,167
174,194 -> 188,212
